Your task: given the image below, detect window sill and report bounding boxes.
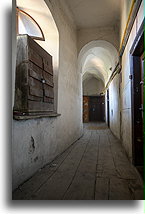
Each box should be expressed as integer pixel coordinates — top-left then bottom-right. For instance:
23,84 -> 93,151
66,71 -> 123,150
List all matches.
13,112 -> 61,120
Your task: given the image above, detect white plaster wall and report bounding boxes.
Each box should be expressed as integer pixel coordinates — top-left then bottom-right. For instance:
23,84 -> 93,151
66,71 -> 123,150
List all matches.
120,0 -> 132,43
12,0 -> 83,190
120,0 -> 144,45
108,74 -> 121,139
105,92 -> 108,124
77,26 -> 119,53
120,1 -> 144,161
83,77 -> 104,96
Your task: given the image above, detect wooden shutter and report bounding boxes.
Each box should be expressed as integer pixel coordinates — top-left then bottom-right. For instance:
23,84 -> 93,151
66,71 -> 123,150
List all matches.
14,35 -> 54,115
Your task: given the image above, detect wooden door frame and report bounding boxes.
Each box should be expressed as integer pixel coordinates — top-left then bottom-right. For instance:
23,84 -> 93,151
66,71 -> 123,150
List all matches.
130,19 -> 144,165
83,96 -> 89,123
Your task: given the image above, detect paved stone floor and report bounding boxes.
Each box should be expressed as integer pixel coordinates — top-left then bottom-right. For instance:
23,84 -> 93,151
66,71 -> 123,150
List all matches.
13,123 -> 143,200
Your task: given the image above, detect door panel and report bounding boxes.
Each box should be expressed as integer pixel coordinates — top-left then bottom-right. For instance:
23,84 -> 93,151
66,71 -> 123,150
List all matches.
133,54 -> 144,166
89,96 -> 105,122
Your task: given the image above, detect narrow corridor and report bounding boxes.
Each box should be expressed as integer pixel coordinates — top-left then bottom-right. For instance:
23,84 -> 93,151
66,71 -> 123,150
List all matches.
13,123 -> 143,200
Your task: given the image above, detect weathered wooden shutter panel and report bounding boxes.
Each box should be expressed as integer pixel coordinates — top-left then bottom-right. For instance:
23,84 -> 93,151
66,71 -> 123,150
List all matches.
43,71 -> 53,87
44,84 -> 54,98
29,77 -> 43,97
29,48 -> 43,68
29,62 -> 43,81
14,35 -> 54,115
43,58 -> 53,74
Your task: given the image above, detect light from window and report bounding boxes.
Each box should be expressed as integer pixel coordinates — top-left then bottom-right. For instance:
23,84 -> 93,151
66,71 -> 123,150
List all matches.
17,8 -> 45,41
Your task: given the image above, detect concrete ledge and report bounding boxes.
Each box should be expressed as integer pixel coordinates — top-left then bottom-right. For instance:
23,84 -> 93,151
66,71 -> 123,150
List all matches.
13,113 -> 61,120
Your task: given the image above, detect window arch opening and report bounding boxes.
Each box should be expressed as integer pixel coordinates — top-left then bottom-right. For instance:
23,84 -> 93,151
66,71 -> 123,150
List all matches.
16,7 -> 45,41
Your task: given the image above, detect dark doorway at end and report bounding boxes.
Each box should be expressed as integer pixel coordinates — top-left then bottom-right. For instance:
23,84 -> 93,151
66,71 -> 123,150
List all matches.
83,96 -> 105,123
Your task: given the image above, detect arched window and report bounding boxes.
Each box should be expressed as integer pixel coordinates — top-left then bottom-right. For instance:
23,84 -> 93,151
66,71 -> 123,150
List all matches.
16,7 -> 45,41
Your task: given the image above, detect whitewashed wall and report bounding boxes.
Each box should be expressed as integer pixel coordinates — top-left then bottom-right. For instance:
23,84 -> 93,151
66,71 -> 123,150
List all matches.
108,74 -> 121,140
77,26 -> 119,53
12,0 -> 83,190
83,78 -> 104,96
120,1 -> 144,161
108,1 -> 144,161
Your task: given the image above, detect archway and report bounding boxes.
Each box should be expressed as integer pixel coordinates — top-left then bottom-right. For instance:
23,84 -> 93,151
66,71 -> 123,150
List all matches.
78,40 -> 119,123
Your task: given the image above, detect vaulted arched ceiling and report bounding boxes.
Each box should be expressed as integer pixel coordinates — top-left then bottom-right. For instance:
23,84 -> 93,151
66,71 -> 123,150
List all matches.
78,40 -> 118,87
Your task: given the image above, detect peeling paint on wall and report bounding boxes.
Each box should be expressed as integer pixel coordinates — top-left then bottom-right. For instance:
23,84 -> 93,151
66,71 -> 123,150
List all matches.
28,136 -> 35,154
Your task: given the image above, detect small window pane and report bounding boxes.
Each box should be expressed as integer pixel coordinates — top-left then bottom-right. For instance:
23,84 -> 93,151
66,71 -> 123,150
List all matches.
17,9 -> 44,40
